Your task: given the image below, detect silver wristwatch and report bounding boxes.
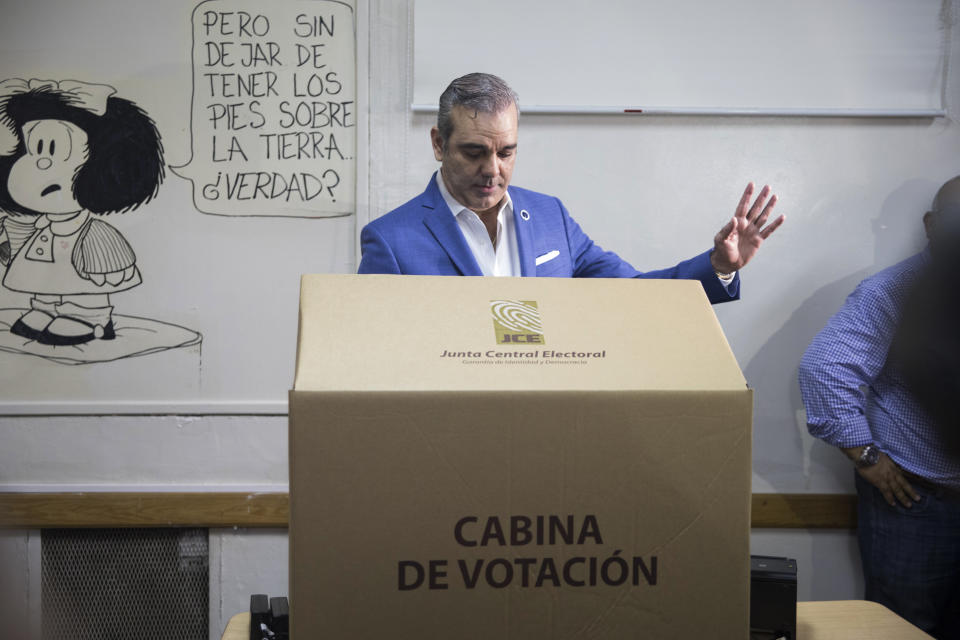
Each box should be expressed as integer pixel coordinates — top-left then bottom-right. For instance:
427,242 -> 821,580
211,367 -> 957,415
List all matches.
856,444 -> 881,468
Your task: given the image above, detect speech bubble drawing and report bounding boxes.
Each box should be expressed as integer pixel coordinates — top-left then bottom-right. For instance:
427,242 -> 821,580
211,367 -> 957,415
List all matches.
172,0 -> 356,217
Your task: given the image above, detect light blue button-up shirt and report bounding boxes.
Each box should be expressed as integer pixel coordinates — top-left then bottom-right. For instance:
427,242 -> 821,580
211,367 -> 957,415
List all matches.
799,250 -> 960,489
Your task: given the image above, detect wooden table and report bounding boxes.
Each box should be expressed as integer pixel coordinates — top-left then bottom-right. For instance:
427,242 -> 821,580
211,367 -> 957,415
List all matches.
221,612 -> 249,640
222,600 -> 932,639
796,600 -> 932,639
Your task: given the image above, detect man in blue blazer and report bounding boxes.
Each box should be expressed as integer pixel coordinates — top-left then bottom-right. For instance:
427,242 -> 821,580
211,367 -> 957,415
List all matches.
359,73 -> 784,304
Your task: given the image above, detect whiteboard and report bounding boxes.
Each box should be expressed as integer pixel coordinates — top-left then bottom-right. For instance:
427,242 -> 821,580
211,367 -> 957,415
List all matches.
0,0 -> 359,413
414,0 -> 947,114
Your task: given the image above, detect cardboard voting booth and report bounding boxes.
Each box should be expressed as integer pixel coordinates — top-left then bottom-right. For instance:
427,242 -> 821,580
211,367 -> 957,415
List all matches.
289,275 -> 753,639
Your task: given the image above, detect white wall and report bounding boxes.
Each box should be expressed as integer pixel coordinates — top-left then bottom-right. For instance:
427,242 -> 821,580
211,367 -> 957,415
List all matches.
364,0 -> 960,604
374,4 -> 960,498
0,416 -> 289,637
4,0 -> 960,634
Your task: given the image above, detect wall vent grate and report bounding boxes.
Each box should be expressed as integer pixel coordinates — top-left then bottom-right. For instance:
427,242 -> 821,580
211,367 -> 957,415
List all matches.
41,528 -> 208,640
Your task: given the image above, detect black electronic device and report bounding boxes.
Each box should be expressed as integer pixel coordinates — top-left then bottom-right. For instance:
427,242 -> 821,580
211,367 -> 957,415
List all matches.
269,596 -> 289,635
249,593 -> 289,640
750,555 -> 797,640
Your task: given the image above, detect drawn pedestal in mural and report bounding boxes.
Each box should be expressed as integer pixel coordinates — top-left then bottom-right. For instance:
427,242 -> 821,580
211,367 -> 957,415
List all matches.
0,308 -> 200,365
289,275 -> 754,639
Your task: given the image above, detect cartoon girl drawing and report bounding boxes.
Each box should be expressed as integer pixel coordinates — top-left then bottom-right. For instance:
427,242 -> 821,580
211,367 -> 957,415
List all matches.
0,79 -> 164,346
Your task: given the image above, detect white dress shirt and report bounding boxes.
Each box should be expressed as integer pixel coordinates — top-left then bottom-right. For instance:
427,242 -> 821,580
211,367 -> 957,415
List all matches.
435,171 -> 736,286
436,171 -> 521,277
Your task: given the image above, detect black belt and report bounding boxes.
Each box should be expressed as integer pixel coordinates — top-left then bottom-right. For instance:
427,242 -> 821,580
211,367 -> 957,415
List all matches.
902,471 -> 960,502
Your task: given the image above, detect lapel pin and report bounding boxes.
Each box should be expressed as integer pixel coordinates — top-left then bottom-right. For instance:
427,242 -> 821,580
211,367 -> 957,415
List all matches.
520,209 -> 530,221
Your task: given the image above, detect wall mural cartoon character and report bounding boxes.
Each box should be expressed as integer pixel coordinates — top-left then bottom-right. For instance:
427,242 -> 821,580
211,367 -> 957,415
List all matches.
0,79 -> 199,363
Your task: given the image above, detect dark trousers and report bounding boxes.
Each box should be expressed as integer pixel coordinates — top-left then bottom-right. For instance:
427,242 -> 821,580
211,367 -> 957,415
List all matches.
856,472 -> 960,639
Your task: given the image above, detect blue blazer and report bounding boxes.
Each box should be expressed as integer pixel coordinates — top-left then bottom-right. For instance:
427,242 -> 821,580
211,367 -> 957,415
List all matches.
358,174 -> 739,304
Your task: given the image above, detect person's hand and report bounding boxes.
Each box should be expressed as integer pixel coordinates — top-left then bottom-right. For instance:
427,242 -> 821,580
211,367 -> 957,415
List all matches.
845,447 -> 921,507
710,183 -> 785,274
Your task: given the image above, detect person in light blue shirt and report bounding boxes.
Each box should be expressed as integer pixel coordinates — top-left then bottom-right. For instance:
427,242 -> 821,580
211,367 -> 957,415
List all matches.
799,176 -> 960,639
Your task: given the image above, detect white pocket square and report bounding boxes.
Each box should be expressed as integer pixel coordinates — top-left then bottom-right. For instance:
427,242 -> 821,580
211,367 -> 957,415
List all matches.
535,250 -> 560,266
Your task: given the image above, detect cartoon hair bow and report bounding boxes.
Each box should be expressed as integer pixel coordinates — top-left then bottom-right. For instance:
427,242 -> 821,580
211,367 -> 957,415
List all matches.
0,78 -> 117,116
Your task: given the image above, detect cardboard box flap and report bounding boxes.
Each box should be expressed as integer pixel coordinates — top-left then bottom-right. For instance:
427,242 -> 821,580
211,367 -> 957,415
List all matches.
294,274 -> 746,392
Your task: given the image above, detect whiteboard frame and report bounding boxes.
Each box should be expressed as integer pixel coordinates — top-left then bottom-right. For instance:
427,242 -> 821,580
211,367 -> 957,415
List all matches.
411,104 -> 947,118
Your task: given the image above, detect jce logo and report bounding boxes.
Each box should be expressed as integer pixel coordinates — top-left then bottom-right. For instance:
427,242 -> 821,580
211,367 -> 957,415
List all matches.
490,300 -> 545,345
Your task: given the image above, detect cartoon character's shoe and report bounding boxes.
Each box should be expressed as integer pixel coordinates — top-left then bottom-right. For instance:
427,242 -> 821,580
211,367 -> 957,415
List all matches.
10,310 -> 55,341
38,317 -> 116,346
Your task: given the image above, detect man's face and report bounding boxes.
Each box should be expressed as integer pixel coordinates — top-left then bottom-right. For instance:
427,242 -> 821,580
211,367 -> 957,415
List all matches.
431,104 -> 518,216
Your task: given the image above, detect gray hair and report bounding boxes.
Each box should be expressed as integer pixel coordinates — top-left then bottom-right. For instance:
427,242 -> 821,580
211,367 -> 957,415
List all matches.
436,73 -> 519,146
